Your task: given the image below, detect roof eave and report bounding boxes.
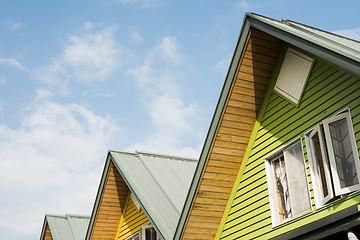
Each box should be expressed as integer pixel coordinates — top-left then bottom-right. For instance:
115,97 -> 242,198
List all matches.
248,14 -> 360,76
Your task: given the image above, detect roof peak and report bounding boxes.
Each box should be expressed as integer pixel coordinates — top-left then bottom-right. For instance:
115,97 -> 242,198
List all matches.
108,149 -> 198,162
45,213 -> 90,219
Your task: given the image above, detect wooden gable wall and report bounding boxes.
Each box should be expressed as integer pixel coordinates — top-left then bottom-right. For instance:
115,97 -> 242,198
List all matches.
90,161 -> 129,240
42,223 -> 53,240
116,192 -> 151,240
180,28 -> 283,239
218,54 -> 360,239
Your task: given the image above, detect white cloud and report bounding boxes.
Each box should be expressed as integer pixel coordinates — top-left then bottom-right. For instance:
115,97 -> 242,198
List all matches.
117,0 -> 160,8
0,76 -> 6,85
130,32 -> 145,44
333,28 -> 360,41
3,20 -> 22,30
126,37 -> 202,158
213,56 -> 230,74
35,25 -> 127,92
237,0 -> 251,10
0,101 -> 122,239
63,27 -> 120,80
145,37 -> 183,67
0,58 -> 29,71
84,21 -> 93,30
236,0 -> 261,11
34,89 -> 54,101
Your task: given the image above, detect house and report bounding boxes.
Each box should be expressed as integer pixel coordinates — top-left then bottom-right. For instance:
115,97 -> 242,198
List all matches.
40,214 -> 90,240
85,150 -> 197,240
174,13 -> 360,239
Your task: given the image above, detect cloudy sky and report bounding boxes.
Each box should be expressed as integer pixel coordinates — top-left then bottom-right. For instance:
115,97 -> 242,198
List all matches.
1,0 -> 360,239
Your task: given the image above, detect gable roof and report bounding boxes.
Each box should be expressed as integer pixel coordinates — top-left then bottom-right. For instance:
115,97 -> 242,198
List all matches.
175,12 -> 360,239
86,150 -> 197,240
40,214 -> 90,240
248,13 -> 360,74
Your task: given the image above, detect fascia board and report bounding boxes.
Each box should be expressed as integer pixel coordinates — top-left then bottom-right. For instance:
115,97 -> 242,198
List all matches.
84,153 -> 112,240
248,17 -> 360,77
39,216 -> 47,240
172,14 -> 252,240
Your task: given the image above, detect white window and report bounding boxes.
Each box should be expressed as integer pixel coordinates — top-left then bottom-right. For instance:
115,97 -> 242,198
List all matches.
274,48 -> 313,104
127,225 -> 158,240
141,225 -> 158,240
306,125 -> 334,206
126,232 -> 140,240
265,139 -> 311,226
306,110 -> 360,208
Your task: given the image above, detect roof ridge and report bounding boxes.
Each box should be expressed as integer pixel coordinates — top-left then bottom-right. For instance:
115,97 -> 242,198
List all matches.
108,149 -> 138,156
285,19 -> 360,44
136,150 -> 198,162
45,214 -> 67,218
65,214 -> 90,219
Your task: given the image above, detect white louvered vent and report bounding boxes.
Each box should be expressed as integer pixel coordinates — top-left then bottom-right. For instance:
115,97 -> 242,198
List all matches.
274,48 -> 313,104
131,192 -> 141,210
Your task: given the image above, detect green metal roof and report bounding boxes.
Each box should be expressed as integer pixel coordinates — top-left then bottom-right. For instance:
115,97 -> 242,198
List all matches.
248,13 -> 360,75
86,150 -> 197,240
173,12 -> 360,240
40,214 -> 90,240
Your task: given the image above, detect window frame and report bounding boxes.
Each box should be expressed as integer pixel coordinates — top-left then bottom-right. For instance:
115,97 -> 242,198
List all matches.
125,232 -> 140,240
141,225 -> 158,240
265,138 -> 312,227
305,125 -> 334,208
306,109 -> 360,208
323,111 -> 360,195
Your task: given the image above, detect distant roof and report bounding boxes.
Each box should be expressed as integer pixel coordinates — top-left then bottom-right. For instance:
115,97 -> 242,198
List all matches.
40,214 -> 90,240
109,150 -> 198,240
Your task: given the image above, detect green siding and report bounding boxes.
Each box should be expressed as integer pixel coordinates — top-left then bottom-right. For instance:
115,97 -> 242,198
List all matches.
219,57 -> 360,239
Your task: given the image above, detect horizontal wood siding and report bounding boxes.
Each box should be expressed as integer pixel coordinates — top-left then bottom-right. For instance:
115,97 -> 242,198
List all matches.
43,223 -> 53,240
117,192 -> 151,240
219,57 -> 360,239
180,28 -> 282,240
90,161 -> 129,240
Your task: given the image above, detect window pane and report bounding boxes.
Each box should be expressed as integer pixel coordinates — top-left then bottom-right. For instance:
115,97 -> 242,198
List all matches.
273,156 -> 291,220
126,233 -> 140,240
329,118 -> 359,188
311,132 -> 329,198
145,228 -> 157,240
284,141 -> 311,216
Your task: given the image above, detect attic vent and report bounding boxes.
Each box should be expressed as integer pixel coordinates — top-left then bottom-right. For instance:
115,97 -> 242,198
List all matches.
131,192 -> 141,210
274,48 -> 313,104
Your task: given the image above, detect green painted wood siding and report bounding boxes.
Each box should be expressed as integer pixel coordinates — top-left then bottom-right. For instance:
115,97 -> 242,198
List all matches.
219,57 -> 360,239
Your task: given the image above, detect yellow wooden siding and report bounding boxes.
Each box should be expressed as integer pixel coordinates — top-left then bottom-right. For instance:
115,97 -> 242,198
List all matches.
116,193 -> 151,240
90,161 -> 129,240
219,56 -> 360,239
180,28 -> 283,240
43,223 -> 53,240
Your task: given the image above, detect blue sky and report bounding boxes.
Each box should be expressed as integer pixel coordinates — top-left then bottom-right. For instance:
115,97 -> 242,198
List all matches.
1,0 -> 360,239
